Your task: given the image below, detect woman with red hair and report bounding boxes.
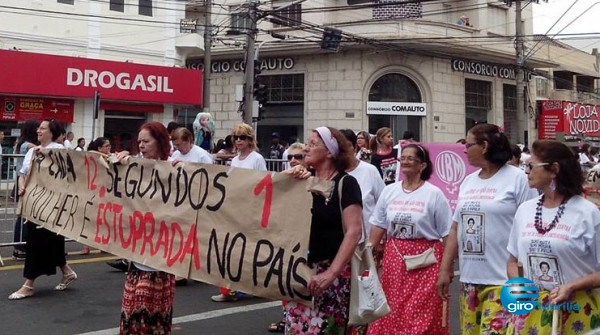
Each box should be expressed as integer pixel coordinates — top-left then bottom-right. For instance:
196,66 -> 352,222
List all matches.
118,121 -> 175,334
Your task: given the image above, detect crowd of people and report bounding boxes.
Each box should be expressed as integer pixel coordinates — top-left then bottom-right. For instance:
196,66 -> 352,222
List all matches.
7,116 -> 600,335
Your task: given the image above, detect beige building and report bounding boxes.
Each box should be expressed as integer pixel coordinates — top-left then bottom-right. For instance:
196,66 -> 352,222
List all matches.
184,0 -> 575,151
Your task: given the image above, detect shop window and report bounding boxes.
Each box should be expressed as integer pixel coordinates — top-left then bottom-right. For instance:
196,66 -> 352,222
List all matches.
270,3 -> 302,27
229,7 -> 251,34
110,0 -> 125,12
465,79 -> 492,132
368,73 -> 422,141
139,0 -> 152,16
503,84 -> 517,143
58,0 -> 75,4
260,74 -> 304,103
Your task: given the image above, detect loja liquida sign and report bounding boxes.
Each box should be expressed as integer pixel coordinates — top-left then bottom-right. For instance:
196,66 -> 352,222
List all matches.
564,102 -> 600,137
539,101 -> 600,140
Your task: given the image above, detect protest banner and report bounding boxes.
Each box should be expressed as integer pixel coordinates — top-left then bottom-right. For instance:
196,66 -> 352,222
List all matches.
20,149 -> 314,303
584,169 -> 600,208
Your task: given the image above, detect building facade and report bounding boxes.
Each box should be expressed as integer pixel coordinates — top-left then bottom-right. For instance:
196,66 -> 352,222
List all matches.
0,0 -> 203,153
186,0 -> 569,153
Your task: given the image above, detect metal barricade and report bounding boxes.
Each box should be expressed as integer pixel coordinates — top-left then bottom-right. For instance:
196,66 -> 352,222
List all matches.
0,154 -> 25,266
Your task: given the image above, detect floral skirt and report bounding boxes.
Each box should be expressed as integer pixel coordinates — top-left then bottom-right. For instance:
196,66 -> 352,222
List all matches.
119,269 -> 175,335
507,289 -> 600,335
459,283 -> 510,335
285,260 -> 351,335
367,238 -> 448,335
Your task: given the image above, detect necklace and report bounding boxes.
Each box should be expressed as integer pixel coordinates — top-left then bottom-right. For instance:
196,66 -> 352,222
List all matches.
402,180 -> 424,193
534,195 -> 567,234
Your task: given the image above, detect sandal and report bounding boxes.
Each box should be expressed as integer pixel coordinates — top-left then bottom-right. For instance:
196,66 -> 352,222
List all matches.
55,271 -> 78,291
8,285 -> 34,300
267,321 -> 286,333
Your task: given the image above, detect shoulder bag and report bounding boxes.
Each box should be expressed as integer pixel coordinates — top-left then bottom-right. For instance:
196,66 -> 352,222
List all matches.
337,175 -> 391,325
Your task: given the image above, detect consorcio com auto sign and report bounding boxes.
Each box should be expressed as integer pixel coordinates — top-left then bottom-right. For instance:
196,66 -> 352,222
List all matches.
500,277 -> 580,315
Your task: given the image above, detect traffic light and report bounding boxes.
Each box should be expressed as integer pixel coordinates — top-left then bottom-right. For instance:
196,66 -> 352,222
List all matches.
321,27 -> 342,52
253,82 -> 268,105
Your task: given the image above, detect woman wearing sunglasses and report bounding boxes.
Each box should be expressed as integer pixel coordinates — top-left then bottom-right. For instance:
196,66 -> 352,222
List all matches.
506,140 -> 600,335
212,123 -> 267,303
229,123 -> 267,171
267,142 -> 306,333
437,123 -> 536,334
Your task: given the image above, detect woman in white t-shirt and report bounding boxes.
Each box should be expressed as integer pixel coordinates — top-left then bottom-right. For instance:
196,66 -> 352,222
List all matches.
211,123 -> 266,303
9,119 -> 77,300
507,140 -> 600,335
229,123 -> 267,172
437,124 -> 536,335
368,144 -> 452,335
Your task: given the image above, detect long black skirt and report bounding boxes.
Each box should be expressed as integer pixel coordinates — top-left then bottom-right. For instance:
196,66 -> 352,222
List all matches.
23,220 -> 66,280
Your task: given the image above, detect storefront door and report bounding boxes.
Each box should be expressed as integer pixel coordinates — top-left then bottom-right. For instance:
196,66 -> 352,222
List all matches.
104,111 -> 146,154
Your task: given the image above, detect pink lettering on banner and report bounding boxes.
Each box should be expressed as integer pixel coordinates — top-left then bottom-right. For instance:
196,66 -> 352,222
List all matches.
399,142 -> 478,211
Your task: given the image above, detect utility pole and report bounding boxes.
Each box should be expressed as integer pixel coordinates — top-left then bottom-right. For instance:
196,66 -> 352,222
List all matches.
203,0 -> 212,115
242,0 -> 259,125
514,0 -> 526,145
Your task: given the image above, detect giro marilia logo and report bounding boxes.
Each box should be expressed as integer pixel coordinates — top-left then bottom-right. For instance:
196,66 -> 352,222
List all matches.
500,277 -> 580,315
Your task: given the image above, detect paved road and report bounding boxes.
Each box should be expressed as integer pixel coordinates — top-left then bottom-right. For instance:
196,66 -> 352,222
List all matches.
0,213 -> 462,334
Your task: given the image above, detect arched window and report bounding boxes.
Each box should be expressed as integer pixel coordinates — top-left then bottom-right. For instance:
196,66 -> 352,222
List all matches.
368,73 -> 422,141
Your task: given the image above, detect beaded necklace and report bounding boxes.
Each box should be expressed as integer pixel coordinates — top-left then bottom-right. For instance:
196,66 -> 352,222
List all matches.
534,195 -> 567,234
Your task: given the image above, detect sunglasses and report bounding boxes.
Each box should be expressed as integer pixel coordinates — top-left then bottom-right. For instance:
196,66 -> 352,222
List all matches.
233,135 -> 250,141
287,154 -> 305,161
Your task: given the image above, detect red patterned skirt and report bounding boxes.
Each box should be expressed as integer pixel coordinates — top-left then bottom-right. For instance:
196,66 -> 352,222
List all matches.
367,238 -> 448,335
119,269 -> 176,335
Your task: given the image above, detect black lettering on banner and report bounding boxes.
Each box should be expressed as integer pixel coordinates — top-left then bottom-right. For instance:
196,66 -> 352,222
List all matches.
43,191 -> 64,227
81,195 -> 95,239
207,171 -> 227,211
37,189 -> 57,224
286,243 -> 301,299
227,233 -> 246,282
266,248 -> 285,296
292,254 -> 310,301
188,168 -> 209,210
154,168 -> 173,203
207,229 -> 246,282
207,228 -> 227,277
174,167 -> 189,207
137,165 -> 154,199
34,152 -> 46,174
253,239 -> 274,286
124,162 -> 138,198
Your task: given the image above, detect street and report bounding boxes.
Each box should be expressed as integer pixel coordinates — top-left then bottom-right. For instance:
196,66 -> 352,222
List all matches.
1,214 -> 462,335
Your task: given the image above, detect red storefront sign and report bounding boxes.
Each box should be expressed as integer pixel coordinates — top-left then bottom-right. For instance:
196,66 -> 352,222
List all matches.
0,49 -> 202,106
0,96 -> 74,122
539,101 -> 600,140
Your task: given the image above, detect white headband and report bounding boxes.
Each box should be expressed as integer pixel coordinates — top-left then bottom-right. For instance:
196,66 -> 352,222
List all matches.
315,127 -> 339,158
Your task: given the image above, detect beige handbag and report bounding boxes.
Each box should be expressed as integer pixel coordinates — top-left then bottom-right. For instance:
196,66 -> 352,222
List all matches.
337,175 -> 390,325
392,241 -> 437,271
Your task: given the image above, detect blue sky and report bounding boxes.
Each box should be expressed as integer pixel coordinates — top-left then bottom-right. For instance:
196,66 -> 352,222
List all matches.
533,0 -> 600,53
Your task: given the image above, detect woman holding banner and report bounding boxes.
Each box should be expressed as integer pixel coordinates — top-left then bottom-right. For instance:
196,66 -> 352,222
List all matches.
437,123 -> 535,334
211,123 -> 267,302
507,140 -> 600,335
285,126 -> 363,334
367,143 -> 452,335
9,118 -> 78,300
117,121 -> 175,334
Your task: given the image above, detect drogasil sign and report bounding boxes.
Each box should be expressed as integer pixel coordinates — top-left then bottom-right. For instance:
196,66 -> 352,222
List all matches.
66,68 -> 174,93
